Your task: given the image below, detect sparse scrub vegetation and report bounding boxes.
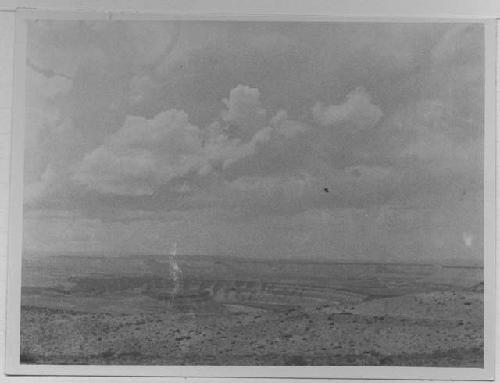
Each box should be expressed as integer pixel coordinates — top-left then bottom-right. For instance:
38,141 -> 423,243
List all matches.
20,257 -> 484,366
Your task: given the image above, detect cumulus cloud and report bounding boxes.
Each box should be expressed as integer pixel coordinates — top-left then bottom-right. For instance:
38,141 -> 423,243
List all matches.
27,23 -> 482,206
193,87 -> 311,178
41,75 -> 482,222
204,125 -> 272,171
73,110 -> 206,195
221,84 -> 267,140
73,84 -> 314,196
220,123 -> 310,178
312,87 -> 383,130
73,82 -> 459,211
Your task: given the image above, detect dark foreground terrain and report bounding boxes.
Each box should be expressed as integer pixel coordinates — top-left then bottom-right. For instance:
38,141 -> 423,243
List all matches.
20,254 -> 484,366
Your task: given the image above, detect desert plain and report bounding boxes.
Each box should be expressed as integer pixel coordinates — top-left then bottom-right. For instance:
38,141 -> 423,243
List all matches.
20,254 -> 483,366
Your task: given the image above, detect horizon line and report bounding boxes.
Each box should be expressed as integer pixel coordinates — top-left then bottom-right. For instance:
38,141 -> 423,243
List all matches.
22,250 -> 484,267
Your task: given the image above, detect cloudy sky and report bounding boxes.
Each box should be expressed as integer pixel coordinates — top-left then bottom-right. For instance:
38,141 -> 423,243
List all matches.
23,20 -> 484,263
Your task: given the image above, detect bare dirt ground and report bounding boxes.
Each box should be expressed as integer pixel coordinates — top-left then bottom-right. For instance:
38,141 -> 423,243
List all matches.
20,255 -> 484,366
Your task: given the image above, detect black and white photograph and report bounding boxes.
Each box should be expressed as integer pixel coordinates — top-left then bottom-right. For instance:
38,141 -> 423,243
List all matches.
3,10 -> 496,379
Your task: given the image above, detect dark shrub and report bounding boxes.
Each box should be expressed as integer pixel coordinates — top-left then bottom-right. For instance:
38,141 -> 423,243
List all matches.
379,356 -> 394,365
284,355 -> 308,365
99,349 -> 115,359
20,352 -> 37,364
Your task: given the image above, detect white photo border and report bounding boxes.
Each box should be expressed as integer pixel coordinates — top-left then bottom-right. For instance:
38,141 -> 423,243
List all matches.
4,10 -> 496,380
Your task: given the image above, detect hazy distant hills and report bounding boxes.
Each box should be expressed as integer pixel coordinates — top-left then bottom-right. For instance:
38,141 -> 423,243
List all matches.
22,253 -> 483,297
20,252 -> 484,367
